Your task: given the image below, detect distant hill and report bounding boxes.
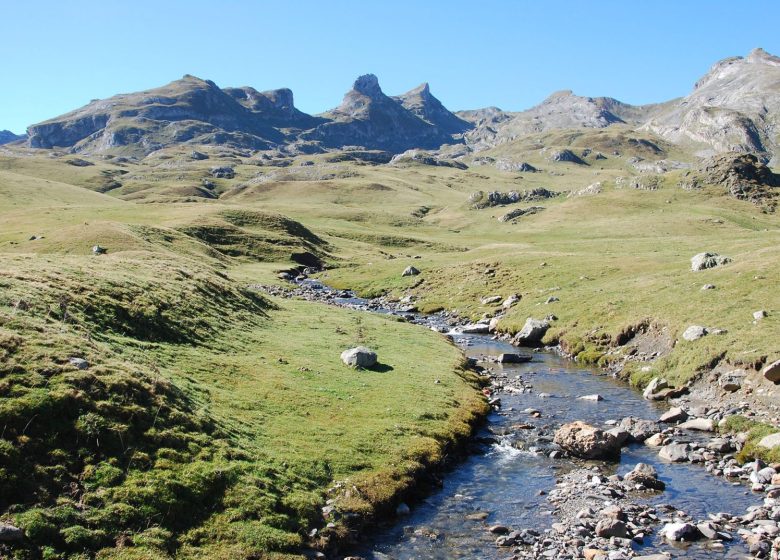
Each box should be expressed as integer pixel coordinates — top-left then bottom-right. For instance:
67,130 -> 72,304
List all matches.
0,130 -> 24,145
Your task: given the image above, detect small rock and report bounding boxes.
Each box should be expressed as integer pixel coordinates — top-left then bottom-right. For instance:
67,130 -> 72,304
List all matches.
481,295 -> 502,305
92,245 -> 107,255
753,310 -> 768,320
659,407 -> 688,423
402,266 -> 420,277
679,417 -> 715,431
595,518 -> 629,538
645,433 -> 666,447
661,522 -> 701,541
498,353 -> 532,364
701,284 -> 716,290
578,394 -> 604,401
69,357 -> 89,370
502,294 -> 521,309
625,462 -> 666,490
682,325 -> 708,341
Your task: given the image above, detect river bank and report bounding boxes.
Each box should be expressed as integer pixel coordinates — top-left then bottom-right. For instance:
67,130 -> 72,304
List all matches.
253,277 -> 780,559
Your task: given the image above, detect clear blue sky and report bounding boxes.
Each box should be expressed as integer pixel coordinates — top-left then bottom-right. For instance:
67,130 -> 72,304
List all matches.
1,0 -> 779,134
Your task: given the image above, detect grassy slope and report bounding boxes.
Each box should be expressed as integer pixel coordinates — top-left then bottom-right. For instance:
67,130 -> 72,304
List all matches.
1,129 -> 778,556
0,166 -> 486,559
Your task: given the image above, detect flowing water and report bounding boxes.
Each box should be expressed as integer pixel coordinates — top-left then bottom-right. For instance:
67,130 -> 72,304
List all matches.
302,281 -> 759,558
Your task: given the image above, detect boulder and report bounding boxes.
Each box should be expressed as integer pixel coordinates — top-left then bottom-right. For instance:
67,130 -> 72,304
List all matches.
762,359 -> 780,383
553,421 -> 621,460
402,266 -> 420,277
691,252 -> 731,271
340,347 -> 377,368
513,318 -> 550,346
679,417 -> 715,432
642,377 -> 668,399
578,394 -> 604,401
92,245 -> 107,255
624,462 -> 666,490
459,323 -> 490,334
210,166 -> 235,179
488,317 -> 500,333
498,353 -> 532,364
659,407 -> 688,423
661,522 -> 702,541
659,443 -> 690,462
481,295 -> 502,305
682,325 -> 708,341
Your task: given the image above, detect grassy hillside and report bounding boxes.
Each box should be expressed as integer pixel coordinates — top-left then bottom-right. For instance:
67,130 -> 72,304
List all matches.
0,166 -> 487,559
0,131 -> 778,556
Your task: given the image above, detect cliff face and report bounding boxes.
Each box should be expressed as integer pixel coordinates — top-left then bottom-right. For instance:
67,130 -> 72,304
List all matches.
643,48 -> 780,162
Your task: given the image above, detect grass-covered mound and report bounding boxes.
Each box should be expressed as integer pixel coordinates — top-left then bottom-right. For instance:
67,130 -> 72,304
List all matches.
0,253 -> 485,558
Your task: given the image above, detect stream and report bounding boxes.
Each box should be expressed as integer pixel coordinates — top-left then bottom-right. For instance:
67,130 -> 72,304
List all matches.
295,280 -> 761,558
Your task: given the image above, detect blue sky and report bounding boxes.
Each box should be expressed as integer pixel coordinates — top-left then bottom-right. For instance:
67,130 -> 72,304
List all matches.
1,0 -> 778,133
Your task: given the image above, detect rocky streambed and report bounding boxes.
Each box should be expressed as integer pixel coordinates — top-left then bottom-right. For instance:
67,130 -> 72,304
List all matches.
252,279 -> 780,559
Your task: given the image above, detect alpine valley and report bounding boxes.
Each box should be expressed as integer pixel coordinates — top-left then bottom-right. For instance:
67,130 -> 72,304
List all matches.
0,48 -> 779,560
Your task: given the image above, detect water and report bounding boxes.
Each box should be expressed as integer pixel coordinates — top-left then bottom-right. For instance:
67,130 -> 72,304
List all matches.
299,281 -> 760,558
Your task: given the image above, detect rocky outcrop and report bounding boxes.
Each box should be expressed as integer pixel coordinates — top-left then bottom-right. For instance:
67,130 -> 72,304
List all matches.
691,252 -> 731,271
393,82 -> 472,135
305,74 -> 456,152
678,152 -> 779,207
643,48 -> 780,162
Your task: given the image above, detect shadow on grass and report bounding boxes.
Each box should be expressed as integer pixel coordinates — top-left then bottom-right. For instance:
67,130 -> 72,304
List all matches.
367,362 -> 394,373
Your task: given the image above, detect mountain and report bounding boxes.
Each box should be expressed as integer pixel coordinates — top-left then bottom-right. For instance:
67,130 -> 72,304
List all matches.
0,130 -> 24,145
643,48 -> 780,163
26,75 -> 296,154
393,82 -> 472,135
302,74 -> 456,152
17,48 -> 780,160
463,90 -> 667,149
25,74 -> 463,155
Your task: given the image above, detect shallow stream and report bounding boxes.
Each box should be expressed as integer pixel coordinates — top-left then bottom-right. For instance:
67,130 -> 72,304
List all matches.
303,280 -> 760,558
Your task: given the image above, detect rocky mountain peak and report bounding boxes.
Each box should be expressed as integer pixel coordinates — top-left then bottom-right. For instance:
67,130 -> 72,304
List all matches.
747,47 -> 780,66
645,48 -> 780,161
352,74 -> 383,97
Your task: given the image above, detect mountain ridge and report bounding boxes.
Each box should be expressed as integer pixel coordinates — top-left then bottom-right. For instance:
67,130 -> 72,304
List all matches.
20,48 -> 780,162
